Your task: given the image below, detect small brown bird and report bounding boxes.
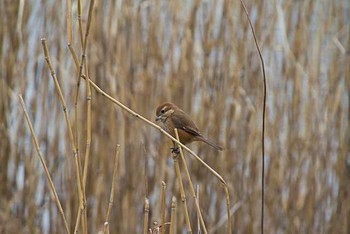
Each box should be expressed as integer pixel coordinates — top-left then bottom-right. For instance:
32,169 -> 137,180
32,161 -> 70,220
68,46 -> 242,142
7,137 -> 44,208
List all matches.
155,102 -> 223,151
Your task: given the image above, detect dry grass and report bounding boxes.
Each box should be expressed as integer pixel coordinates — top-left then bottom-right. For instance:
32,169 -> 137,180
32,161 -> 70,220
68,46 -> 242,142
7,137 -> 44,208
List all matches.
0,0 -> 349,233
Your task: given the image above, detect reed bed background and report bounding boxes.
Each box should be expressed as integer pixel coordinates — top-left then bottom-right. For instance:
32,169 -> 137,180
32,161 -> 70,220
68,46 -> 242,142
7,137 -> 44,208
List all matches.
1,0 -> 349,233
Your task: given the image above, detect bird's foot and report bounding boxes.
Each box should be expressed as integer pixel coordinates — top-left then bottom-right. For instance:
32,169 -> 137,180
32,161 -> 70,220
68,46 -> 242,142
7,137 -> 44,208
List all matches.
170,147 -> 180,155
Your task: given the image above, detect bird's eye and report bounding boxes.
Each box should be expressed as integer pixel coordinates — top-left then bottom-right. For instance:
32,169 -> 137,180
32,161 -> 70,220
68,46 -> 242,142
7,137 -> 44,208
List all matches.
160,109 -> 165,114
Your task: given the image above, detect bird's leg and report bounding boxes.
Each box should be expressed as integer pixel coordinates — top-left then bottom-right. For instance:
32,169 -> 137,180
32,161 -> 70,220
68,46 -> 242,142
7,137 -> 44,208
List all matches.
170,141 -> 180,155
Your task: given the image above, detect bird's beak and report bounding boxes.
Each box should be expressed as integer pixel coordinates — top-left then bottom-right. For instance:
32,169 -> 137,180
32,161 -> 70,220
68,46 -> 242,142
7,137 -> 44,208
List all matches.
155,116 -> 161,122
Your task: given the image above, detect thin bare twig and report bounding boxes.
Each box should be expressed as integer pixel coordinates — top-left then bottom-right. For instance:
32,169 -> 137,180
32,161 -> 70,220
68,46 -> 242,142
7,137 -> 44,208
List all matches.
169,196 -> 177,234
143,198 -> 150,234
160,181 -> 166,234
224,186 -> 232,234
174,129 -> 207,234
103,222 -> 110,234
18,94 -> 70,234
74,207 -> 82,234
196,186 -> 200,234
80,1 -> 95,233
105,145 -> 120,225
239,1 -> 267,233
172,152 -> 192,233
41,38 -> 85,233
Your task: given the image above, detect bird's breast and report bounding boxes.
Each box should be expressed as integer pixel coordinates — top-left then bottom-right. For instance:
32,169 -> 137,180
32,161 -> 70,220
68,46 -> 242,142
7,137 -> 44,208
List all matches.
162,119 -> 175,135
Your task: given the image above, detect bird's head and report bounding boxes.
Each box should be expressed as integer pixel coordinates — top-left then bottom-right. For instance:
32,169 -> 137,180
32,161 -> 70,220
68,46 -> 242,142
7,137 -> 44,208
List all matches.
155,102 -> 177,122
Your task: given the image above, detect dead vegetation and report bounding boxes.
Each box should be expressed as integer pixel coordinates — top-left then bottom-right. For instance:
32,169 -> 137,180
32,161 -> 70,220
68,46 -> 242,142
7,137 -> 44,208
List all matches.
0,0 -> 349,233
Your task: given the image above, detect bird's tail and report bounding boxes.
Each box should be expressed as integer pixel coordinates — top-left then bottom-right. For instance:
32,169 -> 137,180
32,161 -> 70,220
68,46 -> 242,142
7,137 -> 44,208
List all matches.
197,136 -> 224,151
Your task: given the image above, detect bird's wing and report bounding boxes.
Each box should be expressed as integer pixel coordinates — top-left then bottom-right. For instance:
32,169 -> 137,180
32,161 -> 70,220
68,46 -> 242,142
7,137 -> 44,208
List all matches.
171,111 -> 201,136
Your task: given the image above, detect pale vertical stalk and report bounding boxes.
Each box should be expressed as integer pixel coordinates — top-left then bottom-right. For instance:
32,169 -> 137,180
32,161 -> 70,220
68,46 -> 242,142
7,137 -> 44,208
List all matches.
239,1 -> 267,233
81,1 -> 95,232
81,71 -> 90,233
105,146 -> 120,223
160,181 -> 166,234
169,196 -> 177,234
174,129 -> 207,234
172,153 -> 192,233
67,0 -> 95,232
41,39 -> 84,233
74,207 -> 82,234
68,46 -> 79,69
66,0 -> 79,71
196,186 -> 200,234
66,0 -> 72,44
224,186 -> 232,234
77,0 -> 84,48
82,0 -> 95,190
74,0 -> 82,178
72,0 -> 84,188
103,222 -> 109,234
71,0 -> 85,168
18,95 -> 70,234
143,198 -> 150,234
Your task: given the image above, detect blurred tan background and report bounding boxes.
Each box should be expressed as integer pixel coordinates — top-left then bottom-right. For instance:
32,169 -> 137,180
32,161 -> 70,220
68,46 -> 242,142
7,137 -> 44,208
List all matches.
1,0 -> 349,233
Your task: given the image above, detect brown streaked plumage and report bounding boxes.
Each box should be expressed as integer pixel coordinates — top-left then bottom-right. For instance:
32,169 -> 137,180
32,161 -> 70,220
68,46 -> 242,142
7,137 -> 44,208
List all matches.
155,102 -> 223,151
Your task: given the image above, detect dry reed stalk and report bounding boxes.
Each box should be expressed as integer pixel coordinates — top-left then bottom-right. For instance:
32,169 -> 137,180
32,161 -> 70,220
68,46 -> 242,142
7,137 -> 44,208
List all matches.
74,207 -> 82,234
71,0 -> 85,172
169,196 -> 177,234
105,145 -> 120,224
5,0 -> 345,232
103,222 -> 109,234
174,129 -> 207,234
81,1 -> 95,232
66,0 -> 72,44
172,153 -> 192,233
18,94 -> 70,234
77,0 -> 84,48
224,186 -> 232,233
196,186 -> 200,234
239,0 -> 267,233
66,0 -> 79,68
66,0 -> 95,231
160,181 -> 166,234
143,198 -> 150,234
80,75 -> 227,185
41,38 -> 85,233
